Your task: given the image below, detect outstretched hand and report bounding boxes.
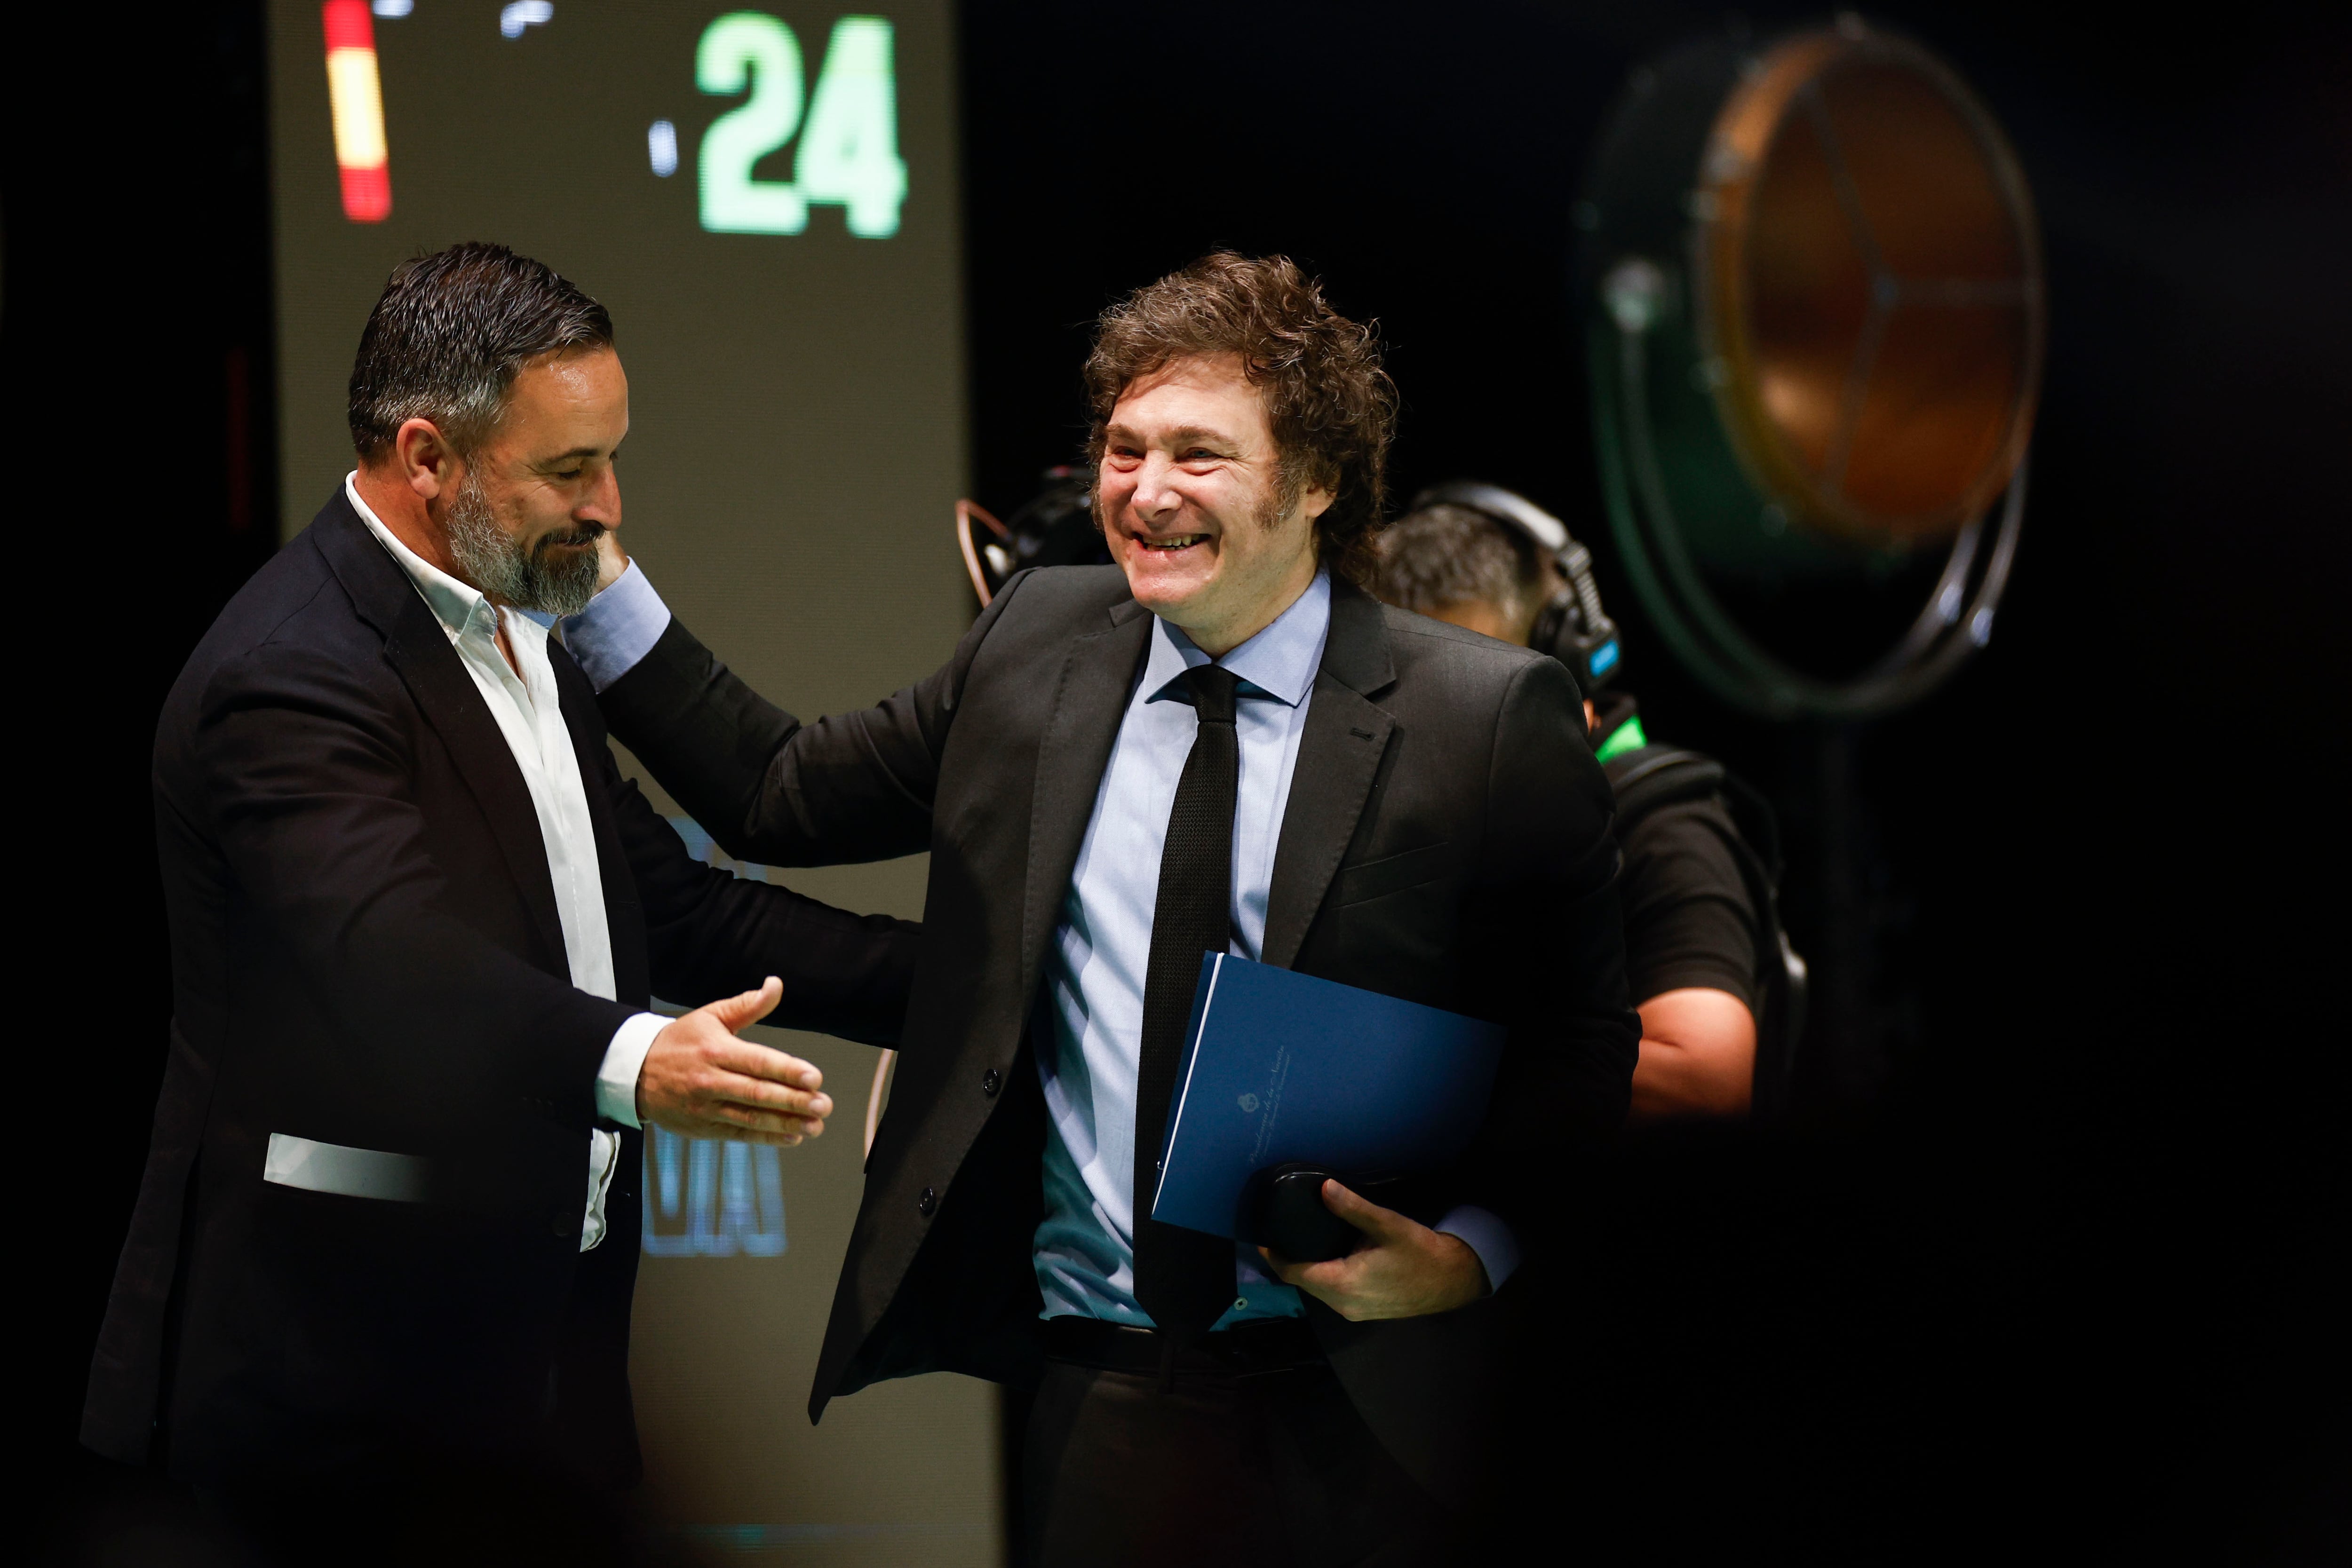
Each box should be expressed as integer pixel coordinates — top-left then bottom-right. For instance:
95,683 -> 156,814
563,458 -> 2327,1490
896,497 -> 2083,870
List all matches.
1257,1180 -> 1490,1322
636,977 -> 832,1146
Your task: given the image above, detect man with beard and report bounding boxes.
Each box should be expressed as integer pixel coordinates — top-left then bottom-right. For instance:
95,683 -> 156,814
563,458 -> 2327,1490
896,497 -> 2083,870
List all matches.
83,244 -> 917,1558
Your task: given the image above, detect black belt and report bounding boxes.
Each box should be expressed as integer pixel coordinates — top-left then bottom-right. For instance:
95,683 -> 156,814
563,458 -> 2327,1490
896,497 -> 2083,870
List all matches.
1043,1314 -> 1325,1379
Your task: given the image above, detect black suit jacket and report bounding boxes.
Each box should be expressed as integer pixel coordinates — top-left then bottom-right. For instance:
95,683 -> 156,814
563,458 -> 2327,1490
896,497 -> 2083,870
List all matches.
597,565 -> 1637,1497
84,492 -> 919,1485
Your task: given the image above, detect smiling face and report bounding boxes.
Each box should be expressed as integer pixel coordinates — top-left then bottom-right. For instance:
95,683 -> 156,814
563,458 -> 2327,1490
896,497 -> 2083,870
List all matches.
367,345 -> 632,614
459,347 -> 629,597
1096,353 -> 1333,657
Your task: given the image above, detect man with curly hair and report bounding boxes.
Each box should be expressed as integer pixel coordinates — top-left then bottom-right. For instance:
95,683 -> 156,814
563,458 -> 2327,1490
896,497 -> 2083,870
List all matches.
564,253 -> 1636,1564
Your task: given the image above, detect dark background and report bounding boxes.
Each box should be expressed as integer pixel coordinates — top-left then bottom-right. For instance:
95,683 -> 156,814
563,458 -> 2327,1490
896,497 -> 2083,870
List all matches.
9,0 -> 2346,1560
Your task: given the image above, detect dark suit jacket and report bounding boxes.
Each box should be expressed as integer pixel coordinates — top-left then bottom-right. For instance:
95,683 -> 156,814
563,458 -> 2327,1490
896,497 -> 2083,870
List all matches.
84,491 -> 919,1486
597,564 -> 1637,1498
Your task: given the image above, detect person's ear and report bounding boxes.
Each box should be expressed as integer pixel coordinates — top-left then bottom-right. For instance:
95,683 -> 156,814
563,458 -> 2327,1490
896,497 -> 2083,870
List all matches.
1298,483 -> 1336,523
393,417 -> 461,504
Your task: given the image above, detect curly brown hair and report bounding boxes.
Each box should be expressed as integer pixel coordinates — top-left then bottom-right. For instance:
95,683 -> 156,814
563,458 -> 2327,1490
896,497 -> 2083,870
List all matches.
1083,253 -> 1398,585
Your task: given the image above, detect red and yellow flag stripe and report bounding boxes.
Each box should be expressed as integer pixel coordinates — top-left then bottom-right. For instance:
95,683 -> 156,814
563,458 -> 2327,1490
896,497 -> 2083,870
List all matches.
323,0 -> 390,222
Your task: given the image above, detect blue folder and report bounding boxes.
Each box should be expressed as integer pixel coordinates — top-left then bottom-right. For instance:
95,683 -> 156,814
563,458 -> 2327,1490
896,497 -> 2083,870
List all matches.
1148,953 -> 1508,1241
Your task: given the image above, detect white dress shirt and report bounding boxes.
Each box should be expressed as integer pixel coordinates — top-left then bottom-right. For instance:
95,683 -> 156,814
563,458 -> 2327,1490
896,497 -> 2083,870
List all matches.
346,475 -> 666,1251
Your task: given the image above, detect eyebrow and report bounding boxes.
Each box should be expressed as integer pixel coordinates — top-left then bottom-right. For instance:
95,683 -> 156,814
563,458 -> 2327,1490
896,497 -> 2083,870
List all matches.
539,445 -> 609,465
1105,422 -> 1240,449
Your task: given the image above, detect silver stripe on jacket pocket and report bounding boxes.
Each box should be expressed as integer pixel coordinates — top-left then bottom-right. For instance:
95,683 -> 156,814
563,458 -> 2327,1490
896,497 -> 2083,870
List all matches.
262,1133 -> 429,1203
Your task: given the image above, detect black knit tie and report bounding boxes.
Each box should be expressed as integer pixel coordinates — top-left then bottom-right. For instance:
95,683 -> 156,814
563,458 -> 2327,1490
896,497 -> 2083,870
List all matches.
1132,663 -> 1246,1346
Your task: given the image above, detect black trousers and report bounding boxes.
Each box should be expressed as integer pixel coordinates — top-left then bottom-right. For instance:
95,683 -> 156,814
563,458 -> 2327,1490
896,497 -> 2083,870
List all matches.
197,1465 -> 645,1568
1019,1322 -> 1455,1568
176,1236 -> 645,1567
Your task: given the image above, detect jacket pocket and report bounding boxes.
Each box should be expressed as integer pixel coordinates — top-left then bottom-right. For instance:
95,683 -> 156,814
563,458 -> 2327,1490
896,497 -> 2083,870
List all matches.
1328,841 -> 1454,908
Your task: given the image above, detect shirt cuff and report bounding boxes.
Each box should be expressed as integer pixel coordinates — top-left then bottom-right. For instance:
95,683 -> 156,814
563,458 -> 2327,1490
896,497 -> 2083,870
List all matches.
1434,1205 -> 1521,1293
595,1012 -> 667,1129
560,559 -> 671,693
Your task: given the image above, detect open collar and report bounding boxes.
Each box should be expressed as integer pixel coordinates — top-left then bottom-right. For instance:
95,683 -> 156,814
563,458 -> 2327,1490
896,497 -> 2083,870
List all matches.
342,472 -> 557,656
306,483 -> 572,973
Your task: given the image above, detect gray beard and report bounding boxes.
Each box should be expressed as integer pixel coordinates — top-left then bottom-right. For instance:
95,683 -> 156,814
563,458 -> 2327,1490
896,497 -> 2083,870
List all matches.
445,471 -> 604,617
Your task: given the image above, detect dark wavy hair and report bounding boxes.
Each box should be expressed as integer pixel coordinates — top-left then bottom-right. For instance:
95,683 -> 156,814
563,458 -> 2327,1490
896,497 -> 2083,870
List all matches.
348,242 -> 612,458
1082,253 -> 1398,584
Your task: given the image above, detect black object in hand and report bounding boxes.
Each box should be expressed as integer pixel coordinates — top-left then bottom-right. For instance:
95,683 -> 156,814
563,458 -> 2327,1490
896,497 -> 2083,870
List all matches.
1251,1164 -> 1389,1263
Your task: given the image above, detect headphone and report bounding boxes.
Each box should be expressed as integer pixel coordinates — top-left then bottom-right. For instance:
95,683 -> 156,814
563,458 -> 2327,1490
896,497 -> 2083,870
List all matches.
1409,481 -> 1622,694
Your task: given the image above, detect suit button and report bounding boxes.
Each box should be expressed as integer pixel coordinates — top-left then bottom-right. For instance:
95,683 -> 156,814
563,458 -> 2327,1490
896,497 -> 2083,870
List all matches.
981,1068 -> 1002,1097
552,1211 -> 578,1238
917,1186 -> 938,1216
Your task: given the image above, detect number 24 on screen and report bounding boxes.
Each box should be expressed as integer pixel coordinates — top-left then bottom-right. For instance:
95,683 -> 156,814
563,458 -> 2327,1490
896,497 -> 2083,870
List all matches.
699,12 -> 907,238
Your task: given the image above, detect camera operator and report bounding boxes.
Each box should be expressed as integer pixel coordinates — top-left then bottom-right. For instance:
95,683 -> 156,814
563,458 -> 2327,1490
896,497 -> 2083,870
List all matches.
1371,487 -> 1798,1122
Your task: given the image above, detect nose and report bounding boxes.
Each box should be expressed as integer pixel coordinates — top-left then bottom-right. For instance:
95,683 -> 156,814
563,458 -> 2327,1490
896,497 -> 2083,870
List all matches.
580,462 -> 621,531
1128,452 -> 1181,525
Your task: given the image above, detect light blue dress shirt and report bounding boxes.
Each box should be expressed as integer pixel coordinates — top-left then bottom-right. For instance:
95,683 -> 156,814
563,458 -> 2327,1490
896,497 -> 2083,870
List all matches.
563,564 -> 1518,1325
1027,570 -> 1517,1330
1033,571 -> 1332,1329
563,559 -> 671,691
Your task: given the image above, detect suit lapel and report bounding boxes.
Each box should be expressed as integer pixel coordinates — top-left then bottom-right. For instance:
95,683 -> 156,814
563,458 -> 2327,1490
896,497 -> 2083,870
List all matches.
1263,577 -> 1399,970
313,498 -> 571,975
1019,600 -> 1154,998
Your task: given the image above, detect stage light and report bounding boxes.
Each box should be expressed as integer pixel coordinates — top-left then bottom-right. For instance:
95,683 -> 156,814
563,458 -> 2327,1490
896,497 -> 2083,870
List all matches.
1580,18 -> 2043,719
